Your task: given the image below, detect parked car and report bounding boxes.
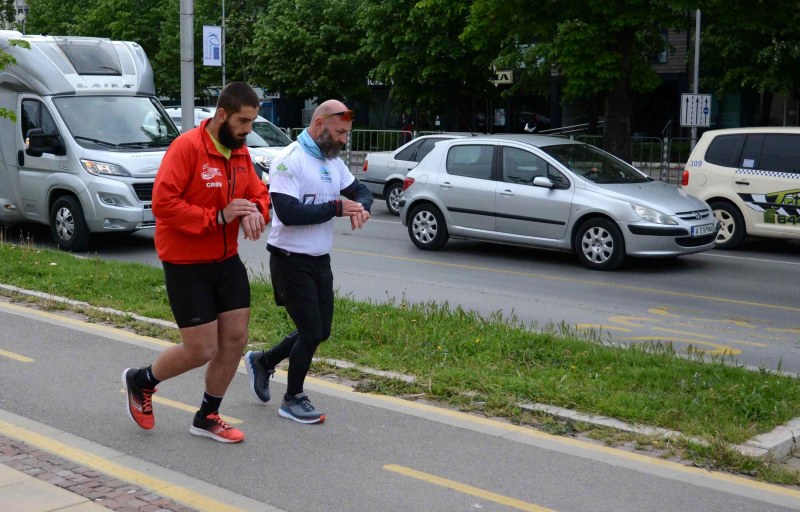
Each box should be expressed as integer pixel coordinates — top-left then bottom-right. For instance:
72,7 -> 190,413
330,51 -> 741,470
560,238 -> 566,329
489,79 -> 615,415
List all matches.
681,127 -> 800,250
362,134 -> 467,215
399,134 -> 719,270
164,107 -> 291,185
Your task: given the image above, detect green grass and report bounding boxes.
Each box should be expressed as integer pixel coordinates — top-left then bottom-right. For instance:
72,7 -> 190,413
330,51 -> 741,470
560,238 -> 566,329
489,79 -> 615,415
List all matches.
1,235 -> 798,482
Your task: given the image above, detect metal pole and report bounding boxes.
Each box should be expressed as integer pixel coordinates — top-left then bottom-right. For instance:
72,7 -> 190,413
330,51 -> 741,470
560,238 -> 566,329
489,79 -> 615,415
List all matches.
222,0 -> 226,87
180,0 -> 195,131
691,9 -> 701,150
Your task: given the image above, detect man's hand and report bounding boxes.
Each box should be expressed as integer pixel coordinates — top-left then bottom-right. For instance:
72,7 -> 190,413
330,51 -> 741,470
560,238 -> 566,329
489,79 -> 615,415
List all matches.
341,199 -> 370,230
349,209 -> 370,230
220,199 -> 265,239
240,210 -> 266,240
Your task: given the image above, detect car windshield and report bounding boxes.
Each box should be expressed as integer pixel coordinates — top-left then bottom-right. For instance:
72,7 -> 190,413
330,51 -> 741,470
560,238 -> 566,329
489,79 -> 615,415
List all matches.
252,121 -> 291,147
169,115 -> 282,149
53,96 -> 179,149
542,143 -> 653,184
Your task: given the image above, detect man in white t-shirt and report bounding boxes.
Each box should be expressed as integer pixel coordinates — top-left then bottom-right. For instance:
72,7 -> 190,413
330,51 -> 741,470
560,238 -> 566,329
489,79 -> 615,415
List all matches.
245,100 -> 372,423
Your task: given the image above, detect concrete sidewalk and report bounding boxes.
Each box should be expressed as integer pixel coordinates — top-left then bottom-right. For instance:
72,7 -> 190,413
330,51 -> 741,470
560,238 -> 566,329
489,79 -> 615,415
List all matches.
0,463 -> 109,512
0,433 -> 195,512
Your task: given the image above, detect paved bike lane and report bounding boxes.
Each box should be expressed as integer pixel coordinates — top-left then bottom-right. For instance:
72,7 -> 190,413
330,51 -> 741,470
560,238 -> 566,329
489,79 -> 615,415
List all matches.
1,298 -> 798,512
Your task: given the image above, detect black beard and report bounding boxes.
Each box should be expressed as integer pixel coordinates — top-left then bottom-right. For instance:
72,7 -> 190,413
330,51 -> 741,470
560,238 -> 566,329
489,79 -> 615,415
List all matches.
218,119 -> 246,150
315,128 -> 342,159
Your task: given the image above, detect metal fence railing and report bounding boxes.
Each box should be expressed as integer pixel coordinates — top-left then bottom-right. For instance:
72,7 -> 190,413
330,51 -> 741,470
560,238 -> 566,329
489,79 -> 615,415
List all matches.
347,130 -> 412,177
279,127 -> 690,185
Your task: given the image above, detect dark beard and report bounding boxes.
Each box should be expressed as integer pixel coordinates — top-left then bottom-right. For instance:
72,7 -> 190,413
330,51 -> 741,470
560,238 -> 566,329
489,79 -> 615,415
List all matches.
315,128 -> 342,159
218,119 -> 246,150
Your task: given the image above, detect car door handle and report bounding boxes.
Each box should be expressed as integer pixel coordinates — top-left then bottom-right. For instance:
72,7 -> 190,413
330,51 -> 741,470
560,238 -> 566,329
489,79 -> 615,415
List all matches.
499,189 -> 514,197
734,180 -> 750,185
439,181 -> 453,189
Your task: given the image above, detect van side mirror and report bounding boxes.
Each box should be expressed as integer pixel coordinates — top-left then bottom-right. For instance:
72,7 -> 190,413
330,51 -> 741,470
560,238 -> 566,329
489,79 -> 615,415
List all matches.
26,128 -> 66,157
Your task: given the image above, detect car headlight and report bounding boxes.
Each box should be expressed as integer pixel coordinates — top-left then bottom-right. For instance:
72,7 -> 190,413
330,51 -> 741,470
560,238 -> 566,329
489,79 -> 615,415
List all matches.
252,155 -> 271,170
631,204 -> 677,225
80,159 -> 132,177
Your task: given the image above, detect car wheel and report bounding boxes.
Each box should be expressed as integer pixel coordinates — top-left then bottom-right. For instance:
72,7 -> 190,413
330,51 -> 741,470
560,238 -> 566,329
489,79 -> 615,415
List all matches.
575,218 -> 625,270
384,181 -> 403,216
50,196 -> 90,252
709,201 -> 745,250
408,203 -> 449,250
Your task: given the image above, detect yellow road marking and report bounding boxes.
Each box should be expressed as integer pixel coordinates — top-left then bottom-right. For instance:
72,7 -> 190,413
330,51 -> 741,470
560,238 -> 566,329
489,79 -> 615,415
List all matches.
0,301 -> 174,347
384,464 -> 557,512
621,336 -> 742,356
767,327 -> 800,334
648,307 -> 682,318
336,248 -> 800,313
607,315 -> 653,327
0,419 -> 245,512
692,318 -> 758,329
574,324 -> 631,333
0,348 -> 34,363
728,339 -> 769,348
5,288 -> 800,503
651,327 -> 717,339
118,390 -> 242,425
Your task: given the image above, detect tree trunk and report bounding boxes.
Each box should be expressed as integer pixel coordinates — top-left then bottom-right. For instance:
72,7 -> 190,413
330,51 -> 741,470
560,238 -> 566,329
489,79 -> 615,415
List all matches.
603,27 -> 635,162
758,90 -> 774,126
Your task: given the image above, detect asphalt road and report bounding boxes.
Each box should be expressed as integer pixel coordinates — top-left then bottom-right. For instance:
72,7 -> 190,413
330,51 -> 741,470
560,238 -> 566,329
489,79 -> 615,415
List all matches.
1,300 -> 799,511
7,204 -> 799,374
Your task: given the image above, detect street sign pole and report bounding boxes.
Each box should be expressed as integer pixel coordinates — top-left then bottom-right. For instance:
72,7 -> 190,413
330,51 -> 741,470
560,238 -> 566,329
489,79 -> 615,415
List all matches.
691,9 -> 701,150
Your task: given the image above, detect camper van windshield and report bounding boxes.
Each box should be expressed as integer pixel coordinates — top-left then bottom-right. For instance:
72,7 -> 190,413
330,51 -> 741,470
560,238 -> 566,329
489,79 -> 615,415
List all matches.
53,96 -> 179,149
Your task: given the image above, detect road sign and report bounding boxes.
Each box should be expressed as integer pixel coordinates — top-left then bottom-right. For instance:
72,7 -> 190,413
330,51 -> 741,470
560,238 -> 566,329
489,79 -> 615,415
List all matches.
681,93 -> 711,127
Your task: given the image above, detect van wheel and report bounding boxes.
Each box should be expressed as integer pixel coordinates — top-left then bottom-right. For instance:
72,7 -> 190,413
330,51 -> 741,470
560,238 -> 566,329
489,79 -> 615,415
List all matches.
384,181 -> 403,216
709,202 -> 745,250
408,203 -> 448,250
50,196 -> 90,252
575,218 -> 626,270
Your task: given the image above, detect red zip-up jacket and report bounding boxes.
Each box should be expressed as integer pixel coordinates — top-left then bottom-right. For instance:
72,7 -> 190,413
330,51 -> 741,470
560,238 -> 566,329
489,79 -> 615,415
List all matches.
152,118 -> 270,264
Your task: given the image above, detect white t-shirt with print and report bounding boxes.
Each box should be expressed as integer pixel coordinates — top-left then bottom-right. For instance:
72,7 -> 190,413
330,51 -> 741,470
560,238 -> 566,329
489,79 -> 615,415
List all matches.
267,142 -> 355,256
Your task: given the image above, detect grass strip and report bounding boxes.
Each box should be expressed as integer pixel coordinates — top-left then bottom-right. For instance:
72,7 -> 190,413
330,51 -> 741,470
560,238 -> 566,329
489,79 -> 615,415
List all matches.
1,239 -> 799,476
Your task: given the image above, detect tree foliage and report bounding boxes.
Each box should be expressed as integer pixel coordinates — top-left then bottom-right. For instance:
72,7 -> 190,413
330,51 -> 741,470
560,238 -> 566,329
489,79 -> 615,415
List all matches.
464,0 -> 693,160
359,0 -> 492,126
250,0 -> 371,102
699,0 -> 800,125
0,33 -> 30,120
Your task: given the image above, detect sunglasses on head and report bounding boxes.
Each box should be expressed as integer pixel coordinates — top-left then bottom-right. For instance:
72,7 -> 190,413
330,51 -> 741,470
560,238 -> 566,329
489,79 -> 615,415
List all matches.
320,109 -> 355,122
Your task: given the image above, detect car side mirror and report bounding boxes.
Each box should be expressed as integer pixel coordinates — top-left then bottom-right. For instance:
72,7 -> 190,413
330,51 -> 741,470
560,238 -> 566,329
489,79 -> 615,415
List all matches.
532,176 -> 554,188
26,128 -> 67,157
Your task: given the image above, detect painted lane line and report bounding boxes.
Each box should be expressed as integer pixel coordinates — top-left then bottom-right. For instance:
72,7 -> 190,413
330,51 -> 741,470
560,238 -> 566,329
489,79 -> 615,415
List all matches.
699,251 -> 800,267
335,248 -> 800,313
384,464 -> 557,512
0,348 -> 33,363
574,324 -> 632,333
0,418 -> 247,512
4,298 -> 800,508
651,327 -> 718,339
118,390 -> 242,425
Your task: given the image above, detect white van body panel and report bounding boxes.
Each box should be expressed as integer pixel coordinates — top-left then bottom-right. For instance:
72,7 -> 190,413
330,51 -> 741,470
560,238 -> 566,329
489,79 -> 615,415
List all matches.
0,30 -> 177,249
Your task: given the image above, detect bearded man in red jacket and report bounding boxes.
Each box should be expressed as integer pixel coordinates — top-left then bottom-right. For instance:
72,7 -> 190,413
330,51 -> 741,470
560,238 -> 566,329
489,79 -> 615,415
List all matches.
122,82 -> 270,443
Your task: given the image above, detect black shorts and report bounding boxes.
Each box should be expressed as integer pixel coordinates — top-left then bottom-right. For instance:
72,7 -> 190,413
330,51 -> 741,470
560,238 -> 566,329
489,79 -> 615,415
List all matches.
162,254 -> 250,328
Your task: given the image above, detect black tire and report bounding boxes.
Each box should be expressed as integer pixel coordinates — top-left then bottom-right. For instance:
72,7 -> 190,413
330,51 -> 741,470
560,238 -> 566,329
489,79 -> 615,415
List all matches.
50,196 -> 90,252
384,181 -> 403,216
709,201 -> 745,250
574,218 -> 626,270
407,203 -> 449,250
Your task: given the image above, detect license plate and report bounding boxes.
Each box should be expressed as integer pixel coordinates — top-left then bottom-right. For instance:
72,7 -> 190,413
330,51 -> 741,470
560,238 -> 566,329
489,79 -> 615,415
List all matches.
691,223 -> 715,237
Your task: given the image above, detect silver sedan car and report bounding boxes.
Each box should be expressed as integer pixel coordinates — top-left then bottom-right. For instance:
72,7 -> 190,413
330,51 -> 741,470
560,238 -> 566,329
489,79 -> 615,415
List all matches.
399,134 -> 719,270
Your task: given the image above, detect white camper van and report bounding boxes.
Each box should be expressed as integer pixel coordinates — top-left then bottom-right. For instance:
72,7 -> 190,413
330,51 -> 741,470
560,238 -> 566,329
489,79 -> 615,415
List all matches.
0,31 -> 179,251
